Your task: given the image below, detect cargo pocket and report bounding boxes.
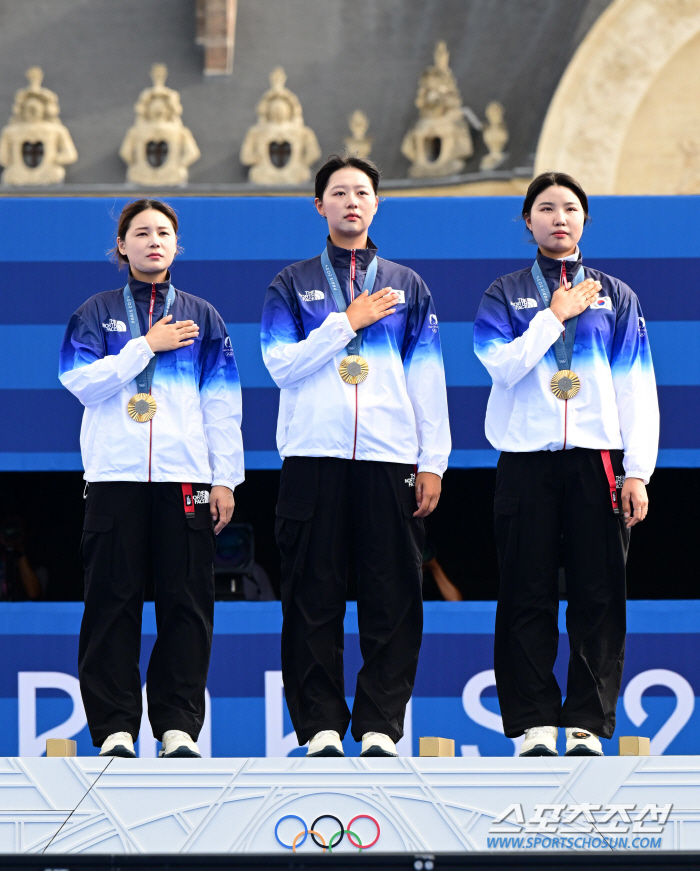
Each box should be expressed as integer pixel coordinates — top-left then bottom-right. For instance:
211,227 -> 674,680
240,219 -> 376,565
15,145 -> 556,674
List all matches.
81,513 -> 113,600
493,495 -> 519,563
275,499 -> 314,555
187,510 -> 216,588
402,499 -> 426,564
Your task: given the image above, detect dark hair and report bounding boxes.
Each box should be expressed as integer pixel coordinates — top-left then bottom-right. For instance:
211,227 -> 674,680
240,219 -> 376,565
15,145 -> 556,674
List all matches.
522,171 -> 590,229
111,198 -> 180,267
314,153 -> 380,201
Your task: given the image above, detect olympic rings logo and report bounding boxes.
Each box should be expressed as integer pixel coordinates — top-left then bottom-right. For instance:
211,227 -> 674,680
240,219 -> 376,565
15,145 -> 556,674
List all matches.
274,814 -> 380,852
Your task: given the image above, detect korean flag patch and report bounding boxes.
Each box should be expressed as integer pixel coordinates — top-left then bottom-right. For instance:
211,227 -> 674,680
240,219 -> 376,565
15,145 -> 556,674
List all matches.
589,294 -> 613,311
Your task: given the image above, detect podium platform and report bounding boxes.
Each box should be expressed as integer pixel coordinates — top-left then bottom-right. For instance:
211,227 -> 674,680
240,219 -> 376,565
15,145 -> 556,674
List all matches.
1,756 -> 700,857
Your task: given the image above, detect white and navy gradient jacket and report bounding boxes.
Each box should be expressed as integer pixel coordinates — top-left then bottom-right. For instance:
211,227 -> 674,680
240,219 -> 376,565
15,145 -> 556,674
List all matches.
261,238 -> 451,476
473,250 -> 659,483
59,274 -> 244,490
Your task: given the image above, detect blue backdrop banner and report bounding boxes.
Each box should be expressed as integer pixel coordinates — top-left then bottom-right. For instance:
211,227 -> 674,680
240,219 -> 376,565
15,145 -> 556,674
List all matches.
0,197 -> 700,471
0,196 -> 698,471
1,601 -> 698,758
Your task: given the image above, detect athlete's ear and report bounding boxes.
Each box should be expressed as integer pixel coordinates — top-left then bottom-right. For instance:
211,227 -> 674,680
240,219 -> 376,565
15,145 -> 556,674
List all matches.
314,198 -> 325,218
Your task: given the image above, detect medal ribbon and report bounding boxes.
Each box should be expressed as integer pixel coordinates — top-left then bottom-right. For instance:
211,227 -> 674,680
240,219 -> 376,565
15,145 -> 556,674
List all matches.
123,283 -> 176,394
530,260 -> 585,371
320,248 -> 378,355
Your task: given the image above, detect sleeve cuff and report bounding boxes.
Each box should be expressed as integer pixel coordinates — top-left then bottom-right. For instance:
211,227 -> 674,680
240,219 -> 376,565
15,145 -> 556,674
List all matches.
543,308 -> 565,333
135,336 -> 155,360
417,464 -> 444,478
339,313 -> 357,341
212,477 -> 243,491
623,471 -> 651,485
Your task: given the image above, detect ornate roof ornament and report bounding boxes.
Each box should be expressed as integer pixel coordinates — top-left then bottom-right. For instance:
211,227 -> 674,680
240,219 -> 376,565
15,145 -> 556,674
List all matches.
344,110 -> 372,159
480,101 -> 509,170
240,67 -> 321,185
401,41 -> 473,178
0,67 -> 77,185
119,64 -> 200,187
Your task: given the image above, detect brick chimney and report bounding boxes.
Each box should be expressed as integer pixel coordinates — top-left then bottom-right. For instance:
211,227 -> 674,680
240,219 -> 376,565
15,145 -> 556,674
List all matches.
196,0 -> 237,75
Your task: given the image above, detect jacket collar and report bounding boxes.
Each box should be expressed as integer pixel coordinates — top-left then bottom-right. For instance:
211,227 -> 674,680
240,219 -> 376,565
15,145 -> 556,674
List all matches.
127,270 -> 171,299
326,236 -> 378,270
536,248 -> 582,284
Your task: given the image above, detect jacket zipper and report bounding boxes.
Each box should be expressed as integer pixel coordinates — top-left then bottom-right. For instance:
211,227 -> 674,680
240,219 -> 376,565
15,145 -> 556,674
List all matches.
350,250 -> 359,460
560,261 -> 568,451
148,284 -> 156,481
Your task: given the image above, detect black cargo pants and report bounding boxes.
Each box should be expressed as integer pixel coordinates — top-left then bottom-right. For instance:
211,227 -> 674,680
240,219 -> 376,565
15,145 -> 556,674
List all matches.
79,481 -> 216,746
494,448 -> 630,740
276,456 -> 425,745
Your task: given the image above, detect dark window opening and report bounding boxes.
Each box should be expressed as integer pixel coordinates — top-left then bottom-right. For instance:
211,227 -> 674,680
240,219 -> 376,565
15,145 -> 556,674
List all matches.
146,140 -> 168,168
22,141 -> 44,168
426,137 -> 442,162
269,141 -> 291,168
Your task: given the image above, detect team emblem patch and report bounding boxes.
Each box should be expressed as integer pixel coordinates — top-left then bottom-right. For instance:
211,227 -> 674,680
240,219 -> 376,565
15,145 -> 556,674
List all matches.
300,290 -> 325,302
103,319 -> 126,332
389,289 -> 405,304
589,295 -> 613,311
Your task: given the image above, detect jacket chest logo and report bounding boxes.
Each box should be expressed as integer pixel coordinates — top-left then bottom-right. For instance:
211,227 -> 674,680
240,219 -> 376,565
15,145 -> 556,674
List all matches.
299,290 -> 324,302
511,298 -> 537,311
102,318 -> 127,332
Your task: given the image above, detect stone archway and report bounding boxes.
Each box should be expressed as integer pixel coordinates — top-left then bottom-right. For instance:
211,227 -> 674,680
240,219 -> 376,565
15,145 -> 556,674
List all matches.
534,0 -> 700,193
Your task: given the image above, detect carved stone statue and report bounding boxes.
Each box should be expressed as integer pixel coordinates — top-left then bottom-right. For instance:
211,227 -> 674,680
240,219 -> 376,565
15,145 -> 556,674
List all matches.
480,101 -> 509,170
240,67 -> 321,185
401,42 -> 473,178
119,64 -> 200,187
344,110 -> 372,159
0,67 -> 77,186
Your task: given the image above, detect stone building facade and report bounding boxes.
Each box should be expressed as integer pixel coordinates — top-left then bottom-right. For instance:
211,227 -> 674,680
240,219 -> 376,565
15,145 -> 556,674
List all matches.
2,0 -> 694,194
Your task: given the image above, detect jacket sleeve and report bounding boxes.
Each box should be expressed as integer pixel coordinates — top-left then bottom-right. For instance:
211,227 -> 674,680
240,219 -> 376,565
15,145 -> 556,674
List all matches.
610,287 -> 659,483
402,278 -> 451,477
58,309 -> 154,407
261,276 -> 356,388
199,311 -> 245,491
473,281 -> 564,388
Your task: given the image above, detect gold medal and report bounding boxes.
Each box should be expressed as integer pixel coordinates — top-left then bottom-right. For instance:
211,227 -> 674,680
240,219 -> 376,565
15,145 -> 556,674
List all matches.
339,355 -> 369,384
551,370 -> 580,400
128,393 -> 157,422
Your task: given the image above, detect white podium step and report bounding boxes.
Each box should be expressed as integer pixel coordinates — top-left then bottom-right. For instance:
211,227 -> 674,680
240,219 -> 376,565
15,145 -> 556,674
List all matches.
1,756 -> 699,855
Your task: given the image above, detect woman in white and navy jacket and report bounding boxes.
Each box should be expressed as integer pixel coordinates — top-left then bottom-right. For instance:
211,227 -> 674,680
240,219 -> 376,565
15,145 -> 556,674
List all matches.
261,155 -> 451,758
60,199 -> 243,759
474,172 -> 658,758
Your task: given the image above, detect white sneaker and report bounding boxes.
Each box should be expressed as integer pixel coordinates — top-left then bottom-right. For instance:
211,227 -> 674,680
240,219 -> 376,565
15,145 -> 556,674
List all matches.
519,726 -> 558,757
307,730 -> 344,757
99,732 -> 136,758
360,732 -> 398,757
159,730 -> 201,758
565,727 -> 603,756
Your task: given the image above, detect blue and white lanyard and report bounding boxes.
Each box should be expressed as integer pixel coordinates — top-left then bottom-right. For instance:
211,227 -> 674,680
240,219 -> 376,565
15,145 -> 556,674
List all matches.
123,283 -> 176,394
530,260 -> 585,371
320,248 -> 378,356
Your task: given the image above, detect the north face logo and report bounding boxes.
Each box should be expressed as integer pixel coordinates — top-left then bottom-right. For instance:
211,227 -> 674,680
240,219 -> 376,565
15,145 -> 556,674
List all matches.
193,490 -> 210,504
405,473 -> 415,488
103,319 -> 126,332
300,290 -> 324,302
511,298 -> 537,311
